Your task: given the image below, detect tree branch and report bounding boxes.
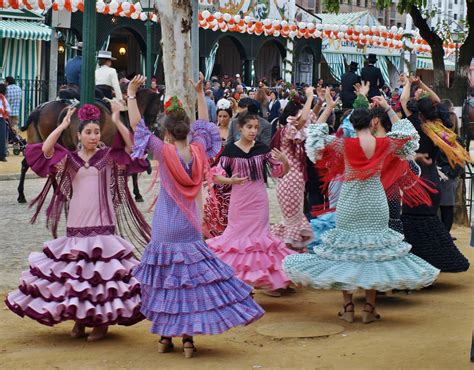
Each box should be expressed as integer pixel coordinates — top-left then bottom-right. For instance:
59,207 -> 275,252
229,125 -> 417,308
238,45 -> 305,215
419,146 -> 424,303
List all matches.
409,5 -> 446,87
458,0 -> 474,68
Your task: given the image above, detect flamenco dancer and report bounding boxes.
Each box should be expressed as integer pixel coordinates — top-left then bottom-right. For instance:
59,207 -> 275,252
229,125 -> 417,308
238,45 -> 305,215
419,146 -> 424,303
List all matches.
128,75 -> 264,358
284,90 -> 439,323
400,77 -> 470,272
5,102 -> 149,341
207,112 -> 295,297
271,88 -> 315,250
203,98 -> 233,238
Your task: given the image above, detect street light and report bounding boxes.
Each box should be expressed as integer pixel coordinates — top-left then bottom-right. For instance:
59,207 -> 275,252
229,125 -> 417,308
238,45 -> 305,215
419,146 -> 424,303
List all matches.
451,31 -> 462,76
140,0 -> 154,88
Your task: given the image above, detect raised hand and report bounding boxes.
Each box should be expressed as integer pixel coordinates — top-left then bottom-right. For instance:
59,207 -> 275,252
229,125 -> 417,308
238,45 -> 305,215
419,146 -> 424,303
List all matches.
190,72 -> 205,94
110,101 -> 122,123
127,74 -> 146,96
59,107 -> 76,129
354,81 -> 370,97
325,87 -> 339,109
371,96 -> 390,110
271,148 -> 288,163
305,86 -> 314,99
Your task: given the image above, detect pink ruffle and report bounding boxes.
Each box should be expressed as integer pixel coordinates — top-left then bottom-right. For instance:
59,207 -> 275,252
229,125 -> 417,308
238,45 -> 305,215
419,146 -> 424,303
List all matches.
29,252 -> 138,282
44,234 -> 135,261
17,271 -> 140,303
207,234 -> 295,290
6,290 -> 142,327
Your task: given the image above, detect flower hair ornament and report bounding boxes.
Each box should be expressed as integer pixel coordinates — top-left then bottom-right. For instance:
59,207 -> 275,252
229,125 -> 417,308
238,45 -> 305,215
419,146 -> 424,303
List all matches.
164,96 -> 185,116
288,91 -> 301,105
216,98 -> 231,110
77,104 -> 101,123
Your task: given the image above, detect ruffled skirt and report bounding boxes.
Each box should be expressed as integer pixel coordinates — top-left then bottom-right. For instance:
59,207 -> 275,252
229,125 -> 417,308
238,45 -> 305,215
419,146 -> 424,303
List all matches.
207,232 -> 295,291
308,212 -> 336,253
283,227 -> 440,292
5,234 -> 143,327
133,239 -> 264,336
203,184 -> 231,238
401,214 -> 469,272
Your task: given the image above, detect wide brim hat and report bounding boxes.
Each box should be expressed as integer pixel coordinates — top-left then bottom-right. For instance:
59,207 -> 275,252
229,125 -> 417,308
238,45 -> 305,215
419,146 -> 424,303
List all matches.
97,50 -> 117,60
367,53 -> 377,63
71,42 -> 83,50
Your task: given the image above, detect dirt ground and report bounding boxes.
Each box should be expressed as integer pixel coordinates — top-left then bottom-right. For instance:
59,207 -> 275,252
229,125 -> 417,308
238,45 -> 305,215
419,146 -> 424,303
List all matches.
1,226 -> 473,370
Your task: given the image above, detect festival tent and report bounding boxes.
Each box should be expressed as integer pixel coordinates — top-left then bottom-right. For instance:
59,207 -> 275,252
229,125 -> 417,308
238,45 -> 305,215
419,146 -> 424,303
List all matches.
0,9 -> 51,126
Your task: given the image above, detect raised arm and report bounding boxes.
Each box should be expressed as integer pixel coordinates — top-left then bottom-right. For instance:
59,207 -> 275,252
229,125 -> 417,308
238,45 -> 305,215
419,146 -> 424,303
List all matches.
317,88 -> 339,124
400,77 -> 412,117
127,75 -> 147,131
372,96 -> 400,125
190,72 -> 209,121
111,101 -> 132,153
417,78 -> 440,104
42,107 -> 76,157
296,87 -> 314,129
312,86 -> 325,116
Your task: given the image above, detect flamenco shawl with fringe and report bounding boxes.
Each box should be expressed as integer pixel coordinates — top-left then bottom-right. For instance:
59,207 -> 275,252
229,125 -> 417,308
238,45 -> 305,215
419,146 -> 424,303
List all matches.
421,119 -> 472,168
26,134 -> 151,252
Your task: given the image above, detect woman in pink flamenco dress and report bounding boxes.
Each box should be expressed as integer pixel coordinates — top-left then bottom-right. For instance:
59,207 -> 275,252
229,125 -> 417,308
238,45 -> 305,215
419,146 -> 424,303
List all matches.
5,103 -> 149,341
271,88 -> 315,250
207,112 -> 296,297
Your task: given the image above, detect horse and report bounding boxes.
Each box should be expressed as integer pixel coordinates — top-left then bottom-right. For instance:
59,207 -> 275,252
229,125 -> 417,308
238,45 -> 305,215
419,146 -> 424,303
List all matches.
462,97 -> 474,151
17,88 -> 161,203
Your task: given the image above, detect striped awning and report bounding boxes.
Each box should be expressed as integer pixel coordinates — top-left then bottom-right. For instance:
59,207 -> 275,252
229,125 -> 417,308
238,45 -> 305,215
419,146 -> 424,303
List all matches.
417,57 -> 455,71
0,20 -> 51,41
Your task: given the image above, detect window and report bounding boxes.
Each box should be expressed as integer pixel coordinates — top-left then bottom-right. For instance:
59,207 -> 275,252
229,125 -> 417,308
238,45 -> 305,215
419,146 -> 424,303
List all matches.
454,13 -> 458,19
454,0 -> 458,4
307,0 -> 316,9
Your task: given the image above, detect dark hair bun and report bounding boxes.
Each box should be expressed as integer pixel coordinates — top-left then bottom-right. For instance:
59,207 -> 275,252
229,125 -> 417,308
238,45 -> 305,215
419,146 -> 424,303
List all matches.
163,114 -> 190,140
350,108 -> 372,130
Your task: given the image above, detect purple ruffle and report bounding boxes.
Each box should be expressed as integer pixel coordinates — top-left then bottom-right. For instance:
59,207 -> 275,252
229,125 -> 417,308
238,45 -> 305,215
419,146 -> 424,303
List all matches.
191,120 -> 221,159
25,143 -> 69,177
5,234 -> 143,327
134,239 -> 265,336
131,120 -> 151,160
147,297 -> 264,337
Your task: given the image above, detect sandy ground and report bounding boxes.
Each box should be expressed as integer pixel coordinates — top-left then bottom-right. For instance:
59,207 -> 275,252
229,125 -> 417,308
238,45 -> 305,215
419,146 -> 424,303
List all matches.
0,225 -> 473,370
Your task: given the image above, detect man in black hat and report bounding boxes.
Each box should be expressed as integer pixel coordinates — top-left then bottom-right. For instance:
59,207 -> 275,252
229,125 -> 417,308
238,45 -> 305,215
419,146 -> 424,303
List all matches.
340,61 -> 361,109
226,98 -> 271,145
361,53 -> 385,100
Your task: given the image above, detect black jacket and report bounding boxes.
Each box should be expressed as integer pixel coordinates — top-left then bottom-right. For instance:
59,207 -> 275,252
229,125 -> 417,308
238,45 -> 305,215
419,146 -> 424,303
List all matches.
340,71 -> 361,108
361,64 -> 385,99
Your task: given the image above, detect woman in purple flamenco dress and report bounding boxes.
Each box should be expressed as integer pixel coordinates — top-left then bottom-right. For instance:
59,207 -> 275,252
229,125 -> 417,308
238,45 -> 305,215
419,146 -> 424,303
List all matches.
128,75 -> 264,358
5,103 -> 150,341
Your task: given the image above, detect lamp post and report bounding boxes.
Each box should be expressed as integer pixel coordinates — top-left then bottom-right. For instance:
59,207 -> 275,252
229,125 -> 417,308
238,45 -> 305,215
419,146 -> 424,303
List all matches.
80,0 -> 97,104
451,31 -> 462,76
140,0 -> 154,88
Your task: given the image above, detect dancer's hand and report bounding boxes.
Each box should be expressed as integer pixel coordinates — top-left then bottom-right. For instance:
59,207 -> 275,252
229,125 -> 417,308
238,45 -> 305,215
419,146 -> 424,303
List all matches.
111,101 -> 122,124
229,174 -> 248,185
325,88 -> 339,110
305,86 -> 314,100
128,75 -> 146,96
271,148 -> 288,164
190,72 -> 205,94
59,107 -> 76,129
354,81 -> 370,97
372,96 -> 390,110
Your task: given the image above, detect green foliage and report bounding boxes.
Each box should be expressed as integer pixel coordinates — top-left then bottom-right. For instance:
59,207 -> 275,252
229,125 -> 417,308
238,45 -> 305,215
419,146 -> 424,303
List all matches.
323,0 -> 427,14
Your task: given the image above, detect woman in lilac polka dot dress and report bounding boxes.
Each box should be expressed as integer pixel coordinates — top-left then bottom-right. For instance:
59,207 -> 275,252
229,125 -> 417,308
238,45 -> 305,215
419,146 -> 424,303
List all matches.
127,75 -> 264,358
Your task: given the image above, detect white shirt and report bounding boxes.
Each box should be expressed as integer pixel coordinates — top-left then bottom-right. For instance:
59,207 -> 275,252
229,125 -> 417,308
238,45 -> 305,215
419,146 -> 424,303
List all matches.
95,65 -> 123,101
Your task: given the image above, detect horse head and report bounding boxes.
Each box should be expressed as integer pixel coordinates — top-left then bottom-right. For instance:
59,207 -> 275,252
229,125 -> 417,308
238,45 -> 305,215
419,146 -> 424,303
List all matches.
137,88 -> 162,129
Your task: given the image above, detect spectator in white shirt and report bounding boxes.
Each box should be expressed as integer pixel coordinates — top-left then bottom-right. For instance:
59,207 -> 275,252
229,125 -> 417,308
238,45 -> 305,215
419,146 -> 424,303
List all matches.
95,51 -> 123,103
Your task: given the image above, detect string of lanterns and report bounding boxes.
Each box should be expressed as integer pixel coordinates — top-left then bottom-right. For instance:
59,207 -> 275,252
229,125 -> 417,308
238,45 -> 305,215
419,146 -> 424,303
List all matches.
0,0 -> 459,54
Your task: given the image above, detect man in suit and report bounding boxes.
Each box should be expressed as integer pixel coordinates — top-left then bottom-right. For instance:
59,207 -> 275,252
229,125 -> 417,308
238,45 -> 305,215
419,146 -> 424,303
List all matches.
226,98 -> 272,145
361,53 -> 385,100
340,61 -> 361,109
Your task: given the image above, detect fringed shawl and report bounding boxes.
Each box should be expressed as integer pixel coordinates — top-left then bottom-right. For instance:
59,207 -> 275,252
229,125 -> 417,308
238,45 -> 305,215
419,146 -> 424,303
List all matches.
26,142 -> 150,253
219,141 -> 276,181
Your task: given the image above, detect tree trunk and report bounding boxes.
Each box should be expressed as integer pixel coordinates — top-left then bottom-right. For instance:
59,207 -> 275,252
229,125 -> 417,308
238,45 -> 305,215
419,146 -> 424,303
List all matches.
409,5 -> 447,88
458,0 -> 474,70
155,0 -> 195,118
454,176 -> 470,226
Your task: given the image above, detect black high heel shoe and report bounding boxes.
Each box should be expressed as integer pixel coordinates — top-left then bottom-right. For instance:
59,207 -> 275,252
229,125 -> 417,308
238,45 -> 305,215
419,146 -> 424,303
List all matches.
158,336 -> 174,353
182,337 -> 196,358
